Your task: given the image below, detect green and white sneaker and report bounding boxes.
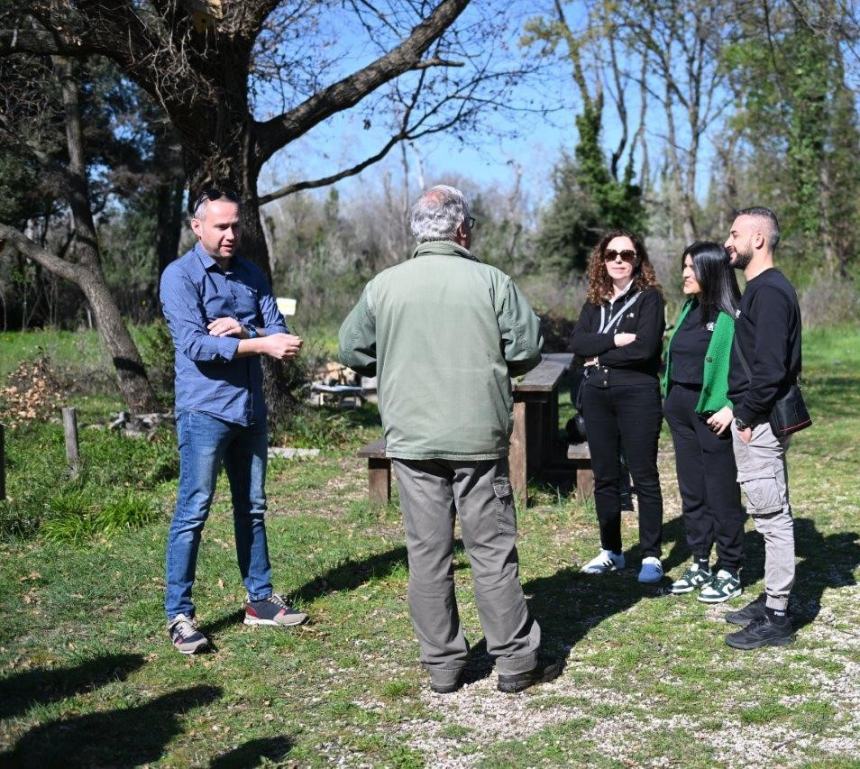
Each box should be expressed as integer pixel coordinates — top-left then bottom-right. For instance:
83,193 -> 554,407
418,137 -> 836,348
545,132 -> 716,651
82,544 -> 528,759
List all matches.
670,563 -> 713,595
698,569 -> 742,604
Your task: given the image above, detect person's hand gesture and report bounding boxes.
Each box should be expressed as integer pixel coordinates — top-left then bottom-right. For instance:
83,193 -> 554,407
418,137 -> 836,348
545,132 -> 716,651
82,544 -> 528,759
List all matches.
262,333 -> 303,360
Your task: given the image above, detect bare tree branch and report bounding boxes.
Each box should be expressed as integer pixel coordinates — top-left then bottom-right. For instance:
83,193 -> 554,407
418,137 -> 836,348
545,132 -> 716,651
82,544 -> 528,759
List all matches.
259,132 -> 408,204
411,56 -> 464,69
254,0 -> 469,163
0,223 -> 88,285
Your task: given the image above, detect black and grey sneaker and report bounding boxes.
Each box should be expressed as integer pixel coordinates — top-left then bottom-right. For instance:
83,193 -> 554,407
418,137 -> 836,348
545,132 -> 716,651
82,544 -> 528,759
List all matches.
670,563 -> 713,595
725,610 -> 794,650
168,613 -> 209,655
725,592 -> 767,625
244,593 -> 308,627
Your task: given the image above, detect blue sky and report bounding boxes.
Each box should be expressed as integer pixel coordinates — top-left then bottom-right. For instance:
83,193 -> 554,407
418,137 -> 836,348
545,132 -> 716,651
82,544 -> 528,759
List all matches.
254,2 -> 724,210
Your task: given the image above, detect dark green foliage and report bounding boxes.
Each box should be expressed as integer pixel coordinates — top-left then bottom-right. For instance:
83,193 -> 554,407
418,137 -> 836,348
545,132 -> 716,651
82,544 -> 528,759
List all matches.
722,2 -> 860,277
0,149 -> 46,229
537,107 -> 647,273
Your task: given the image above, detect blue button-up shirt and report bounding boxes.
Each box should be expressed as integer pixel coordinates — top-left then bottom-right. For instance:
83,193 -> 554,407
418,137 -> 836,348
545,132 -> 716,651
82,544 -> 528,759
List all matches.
160,243 -> 288,426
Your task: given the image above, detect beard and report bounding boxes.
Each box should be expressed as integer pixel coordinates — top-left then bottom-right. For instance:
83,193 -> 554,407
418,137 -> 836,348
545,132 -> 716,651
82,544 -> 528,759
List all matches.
731,245 -> 753,270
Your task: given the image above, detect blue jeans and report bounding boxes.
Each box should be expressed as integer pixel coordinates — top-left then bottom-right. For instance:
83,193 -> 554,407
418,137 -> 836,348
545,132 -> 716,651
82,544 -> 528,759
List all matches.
165,410 -> 273,620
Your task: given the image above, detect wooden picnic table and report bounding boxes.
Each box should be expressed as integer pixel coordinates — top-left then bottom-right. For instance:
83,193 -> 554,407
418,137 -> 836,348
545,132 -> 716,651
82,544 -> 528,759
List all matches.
509,352 -> 575,504
358,352 -> 585,507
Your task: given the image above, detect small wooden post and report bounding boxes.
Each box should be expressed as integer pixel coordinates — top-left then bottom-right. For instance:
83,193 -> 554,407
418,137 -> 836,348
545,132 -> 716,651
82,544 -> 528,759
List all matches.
62,407 -> 81,478
0,423 -> 6,501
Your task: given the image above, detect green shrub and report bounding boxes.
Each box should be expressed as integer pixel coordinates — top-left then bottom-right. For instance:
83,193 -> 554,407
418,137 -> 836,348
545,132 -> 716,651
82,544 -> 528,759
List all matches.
41,491 -> 161,545
800,271 -> 860,328
0,421 -> 175,542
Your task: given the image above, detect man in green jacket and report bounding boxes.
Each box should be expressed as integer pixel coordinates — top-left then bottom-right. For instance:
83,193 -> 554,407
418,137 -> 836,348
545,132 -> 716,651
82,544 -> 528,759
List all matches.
339,184 -> 560,694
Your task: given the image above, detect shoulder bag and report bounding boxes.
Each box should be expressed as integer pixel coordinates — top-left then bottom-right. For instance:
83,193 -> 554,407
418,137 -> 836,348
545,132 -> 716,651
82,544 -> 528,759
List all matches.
732,337 -> 812,437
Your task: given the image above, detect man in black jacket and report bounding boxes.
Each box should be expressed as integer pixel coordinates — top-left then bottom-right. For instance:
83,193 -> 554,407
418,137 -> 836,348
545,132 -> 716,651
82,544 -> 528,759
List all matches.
723,207 -> 801,649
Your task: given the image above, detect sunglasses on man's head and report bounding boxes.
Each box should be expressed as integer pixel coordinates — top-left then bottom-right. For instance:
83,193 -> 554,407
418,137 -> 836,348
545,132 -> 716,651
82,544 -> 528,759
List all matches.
604,249 -> 637,263
192,187 -> 240,213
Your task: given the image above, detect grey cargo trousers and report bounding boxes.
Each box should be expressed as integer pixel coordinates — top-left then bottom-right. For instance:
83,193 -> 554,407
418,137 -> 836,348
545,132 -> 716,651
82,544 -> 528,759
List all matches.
392,457 -> 541,687
731,421 -> 795,611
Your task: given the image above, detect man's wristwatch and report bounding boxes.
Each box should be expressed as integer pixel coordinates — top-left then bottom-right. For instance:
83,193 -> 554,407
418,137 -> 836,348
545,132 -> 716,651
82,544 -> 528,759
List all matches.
243,324 -> 258,339
734,417 -> 750,431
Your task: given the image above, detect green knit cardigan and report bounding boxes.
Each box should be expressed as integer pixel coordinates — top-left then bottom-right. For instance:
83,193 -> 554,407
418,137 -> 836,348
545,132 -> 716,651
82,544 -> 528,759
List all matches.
661,299 -> 735,413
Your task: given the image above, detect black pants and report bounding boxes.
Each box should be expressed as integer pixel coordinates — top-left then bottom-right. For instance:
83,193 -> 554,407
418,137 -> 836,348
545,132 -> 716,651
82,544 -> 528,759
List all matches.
581,381 -> 664,558
663,383 -> 745,571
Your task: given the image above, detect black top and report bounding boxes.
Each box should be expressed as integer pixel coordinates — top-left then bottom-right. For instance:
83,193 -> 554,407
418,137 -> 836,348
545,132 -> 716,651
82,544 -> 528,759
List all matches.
569,286 -> 666,386
728,268 -> 802,425
670,302 -> 710,386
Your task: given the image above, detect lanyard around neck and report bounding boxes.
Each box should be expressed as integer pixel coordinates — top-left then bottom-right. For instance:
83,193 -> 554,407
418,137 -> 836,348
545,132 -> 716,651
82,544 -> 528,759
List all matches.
599,291 -> 640,334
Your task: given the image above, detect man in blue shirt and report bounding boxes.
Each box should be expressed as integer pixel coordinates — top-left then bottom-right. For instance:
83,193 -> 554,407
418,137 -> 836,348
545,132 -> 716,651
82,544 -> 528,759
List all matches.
160,189 -> 307,654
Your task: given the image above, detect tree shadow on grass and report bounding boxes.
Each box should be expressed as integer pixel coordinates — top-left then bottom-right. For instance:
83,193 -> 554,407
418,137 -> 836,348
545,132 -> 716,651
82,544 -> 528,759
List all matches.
0,653 -> 145,721
199,610 -> 246,642
0,684 -> 221,769
209,736 -> 294,769
518,514 -> 687,662
200,541 -> 436,644
788,518 -> 858,631
292,544 -> 410,604
455,517 -> 687,684
669,515 -> 859,632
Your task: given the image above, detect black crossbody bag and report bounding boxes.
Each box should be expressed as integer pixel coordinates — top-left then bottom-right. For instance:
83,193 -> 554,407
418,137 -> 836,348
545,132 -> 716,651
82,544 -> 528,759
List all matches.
732,337 -> 812,437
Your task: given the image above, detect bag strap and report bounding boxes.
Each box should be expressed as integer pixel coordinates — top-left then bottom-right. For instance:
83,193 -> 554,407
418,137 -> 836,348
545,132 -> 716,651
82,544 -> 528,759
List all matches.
598,290 -> 641,334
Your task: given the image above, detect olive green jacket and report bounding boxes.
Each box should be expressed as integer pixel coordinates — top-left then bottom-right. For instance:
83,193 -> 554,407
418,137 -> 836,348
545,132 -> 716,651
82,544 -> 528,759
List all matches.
338,241 -> 543,460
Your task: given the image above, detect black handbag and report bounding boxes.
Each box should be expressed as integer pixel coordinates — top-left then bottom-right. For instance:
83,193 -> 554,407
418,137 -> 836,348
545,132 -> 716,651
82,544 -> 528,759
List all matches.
566,368 -> 587,443
768,383 -> 813,436
733,338 -> 812,437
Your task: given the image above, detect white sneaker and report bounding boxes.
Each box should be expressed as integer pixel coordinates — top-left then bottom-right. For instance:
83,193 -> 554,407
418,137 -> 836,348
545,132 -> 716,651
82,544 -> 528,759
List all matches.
581,549 -> 625,574
638,556 -> 664,584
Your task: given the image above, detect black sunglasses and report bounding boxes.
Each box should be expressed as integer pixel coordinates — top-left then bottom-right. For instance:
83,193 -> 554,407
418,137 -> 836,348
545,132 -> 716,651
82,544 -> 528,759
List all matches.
192,187 -> 240,214
604,249 -> 637,263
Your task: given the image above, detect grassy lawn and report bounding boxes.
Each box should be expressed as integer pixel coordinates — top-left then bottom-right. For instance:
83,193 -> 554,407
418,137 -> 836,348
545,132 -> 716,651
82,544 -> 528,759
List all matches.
0,326 -> 858,768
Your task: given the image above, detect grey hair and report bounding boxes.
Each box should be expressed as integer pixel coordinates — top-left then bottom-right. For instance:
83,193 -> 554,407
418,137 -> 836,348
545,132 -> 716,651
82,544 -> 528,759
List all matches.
736,206 -> 780,250
410,185 -> 470,243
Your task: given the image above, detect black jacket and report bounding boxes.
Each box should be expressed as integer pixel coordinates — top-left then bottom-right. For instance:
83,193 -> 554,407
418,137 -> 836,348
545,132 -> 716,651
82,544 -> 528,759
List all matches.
728,268 -> 802,425
569,286 -> 666,386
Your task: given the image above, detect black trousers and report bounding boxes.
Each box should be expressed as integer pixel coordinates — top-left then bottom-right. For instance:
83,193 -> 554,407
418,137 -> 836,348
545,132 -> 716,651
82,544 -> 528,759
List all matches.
581,381 -> 664,558
663,383 -> 745,571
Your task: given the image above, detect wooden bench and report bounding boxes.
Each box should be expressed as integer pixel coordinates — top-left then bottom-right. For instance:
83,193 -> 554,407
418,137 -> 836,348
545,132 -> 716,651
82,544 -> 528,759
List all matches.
509,355 -> 571,503
566,441 -> 594,500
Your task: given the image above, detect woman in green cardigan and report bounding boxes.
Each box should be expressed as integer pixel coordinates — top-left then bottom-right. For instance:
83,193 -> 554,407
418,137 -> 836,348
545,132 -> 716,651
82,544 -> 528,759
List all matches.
663,242 -> 746,603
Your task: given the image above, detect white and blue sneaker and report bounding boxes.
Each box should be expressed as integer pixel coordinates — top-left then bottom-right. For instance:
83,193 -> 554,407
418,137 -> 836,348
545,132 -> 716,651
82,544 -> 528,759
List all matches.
581,549 -> 625,574
637,557 -> 664,584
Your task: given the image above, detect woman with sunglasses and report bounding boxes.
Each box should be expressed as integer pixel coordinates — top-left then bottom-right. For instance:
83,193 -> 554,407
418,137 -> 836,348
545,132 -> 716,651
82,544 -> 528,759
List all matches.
662,242 -> 746,603
570,230 -> 666,583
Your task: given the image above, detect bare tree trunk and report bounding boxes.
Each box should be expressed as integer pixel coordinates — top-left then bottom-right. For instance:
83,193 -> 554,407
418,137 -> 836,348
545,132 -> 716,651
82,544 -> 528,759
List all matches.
53,56 -> 159,412
818,161 -> 838,275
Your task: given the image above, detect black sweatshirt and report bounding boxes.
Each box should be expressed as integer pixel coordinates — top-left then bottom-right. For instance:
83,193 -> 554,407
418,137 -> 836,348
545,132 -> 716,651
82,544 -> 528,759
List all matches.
569,287 -> 666,386
728,268 -> 802,425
